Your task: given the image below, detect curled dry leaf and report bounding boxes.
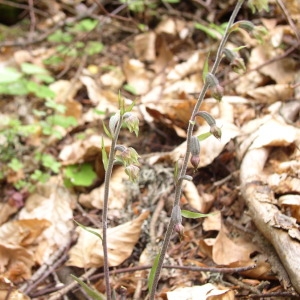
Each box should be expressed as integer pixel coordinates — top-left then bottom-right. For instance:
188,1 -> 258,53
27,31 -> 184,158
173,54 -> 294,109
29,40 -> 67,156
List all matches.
0,219 -> 51,247
212,225 -> 258,266
79,167 -> 128,210
0,276 -> 30,299
67,211 -> 149,268
167,283 -> 234,300
182,180 -> 214,213
19,179 -> 74,264
0,244 -> 34,283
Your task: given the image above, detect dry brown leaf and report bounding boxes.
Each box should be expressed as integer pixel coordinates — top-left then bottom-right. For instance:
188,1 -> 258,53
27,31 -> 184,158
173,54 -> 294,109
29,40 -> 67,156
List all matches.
79,167 -> 128,209
212,225 -> 257,265
167,283 -> 234,300
167,51 -> 204,81
203,211 -> 222,232
0,276 -> 31,299
18,179 -> 74,264
0,244 -> 34,283
67,211 -> 149,268
170,119 -> 239,168
279,195 -> 300,222
182,180 -> 214,213
0,203 -> 18,226
239,115 -> 300,160
123,57 -> 153,95
247,84 -> 294,104
0,219 -> 51,247
59,134 -> 110,165
100,66 -> 125,89
134,31 -> 156,62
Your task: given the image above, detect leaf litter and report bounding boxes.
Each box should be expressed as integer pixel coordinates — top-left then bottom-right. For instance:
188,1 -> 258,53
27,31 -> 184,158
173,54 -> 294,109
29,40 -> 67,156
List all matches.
0,1 -> 299,299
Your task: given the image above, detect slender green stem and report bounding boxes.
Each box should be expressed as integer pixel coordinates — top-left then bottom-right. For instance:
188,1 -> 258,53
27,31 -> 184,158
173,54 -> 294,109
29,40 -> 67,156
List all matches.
148,1 -> 245,298
102,115 -> 123,300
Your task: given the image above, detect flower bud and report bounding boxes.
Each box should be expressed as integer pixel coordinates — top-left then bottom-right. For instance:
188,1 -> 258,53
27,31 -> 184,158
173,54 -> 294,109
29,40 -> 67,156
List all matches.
231,56 -> 246,74
174,223 -> 185,240
116,146 -> 140,166
194,111 -> 216,127
205,73 -> 219,88
247,0 -> 269,13
211,84 -> 223,101
210,124 -> 222,140
109,111 -> 120,138
125,165 -> 140,182
190,136 -> 201,169
123,112 -> 139,136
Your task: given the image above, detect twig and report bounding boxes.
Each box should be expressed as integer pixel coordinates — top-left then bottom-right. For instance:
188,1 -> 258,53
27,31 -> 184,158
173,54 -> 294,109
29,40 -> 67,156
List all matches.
276,0 -> 300,42
27,0 -> 36,41
0,4 -> 99,47
48,268 -> 97,300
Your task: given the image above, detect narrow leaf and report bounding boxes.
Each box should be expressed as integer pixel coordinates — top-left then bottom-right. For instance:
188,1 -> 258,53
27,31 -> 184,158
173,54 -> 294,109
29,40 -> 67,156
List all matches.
103,121 -> 112,139
181,210 -> 215,219
202,52 -> 210,83
148,253 -> 160,292
73,220 -> 103,241
197,132 -> 212,141
101,137 -> 108,172
70,275 -> 105,300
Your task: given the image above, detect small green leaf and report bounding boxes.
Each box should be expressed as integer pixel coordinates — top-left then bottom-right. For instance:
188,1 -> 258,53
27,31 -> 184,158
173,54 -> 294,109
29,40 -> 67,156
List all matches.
197,132 -> 212,141
0,67 -> 22,83
73,19 -> 99,32
148,253 -> 160,291
73,220 -> 103,241
46,115 -> 77,128
195,23 -> 222,39
70,275 -> 105,300
102,121 -> 112,139
64,163 -> 97,187
85,41 -> 104,56
181,210 -> 214,219
202,53 -> 210,83
123,84 -> 137,95
8,158 -> 23,171
101,137 -> 109,172
21,62 -> 48,75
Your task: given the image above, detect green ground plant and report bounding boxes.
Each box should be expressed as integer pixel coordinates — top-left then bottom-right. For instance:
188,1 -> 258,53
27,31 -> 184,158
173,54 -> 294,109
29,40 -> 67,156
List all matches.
0,63 -> 77,191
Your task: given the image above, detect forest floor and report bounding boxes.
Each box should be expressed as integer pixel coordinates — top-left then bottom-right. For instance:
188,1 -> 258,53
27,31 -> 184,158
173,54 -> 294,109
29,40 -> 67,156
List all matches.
0,1 -> 300,299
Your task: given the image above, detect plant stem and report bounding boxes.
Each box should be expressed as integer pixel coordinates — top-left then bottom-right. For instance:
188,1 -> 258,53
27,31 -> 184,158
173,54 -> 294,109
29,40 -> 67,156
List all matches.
148,1 -> 245,298
102,115 -> 123,300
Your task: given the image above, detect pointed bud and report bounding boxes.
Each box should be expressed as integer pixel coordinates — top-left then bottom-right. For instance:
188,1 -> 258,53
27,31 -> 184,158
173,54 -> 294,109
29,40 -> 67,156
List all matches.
190,136 -> 201,169
211,84 -> 223,101
231,20 -> 255,33
109,111 -> 120,138
123,112 -> 139,136
210,124 -> 222,140
223,48 -> 236,62
247,0 -> 269,13
174,223 -> 185,240
115,146 -> 140,166
251,25 -> 268,43
205,73 -> 219,88
125,165 -> 140,182
190,136 -> 200,156
172,205 -> 182,224
231,56 -> 246,74
194,111 -> 216,127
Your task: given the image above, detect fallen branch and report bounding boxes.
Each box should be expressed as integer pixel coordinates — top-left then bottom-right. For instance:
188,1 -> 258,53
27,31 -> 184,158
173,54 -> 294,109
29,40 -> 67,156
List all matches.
240,147 -> 300,295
